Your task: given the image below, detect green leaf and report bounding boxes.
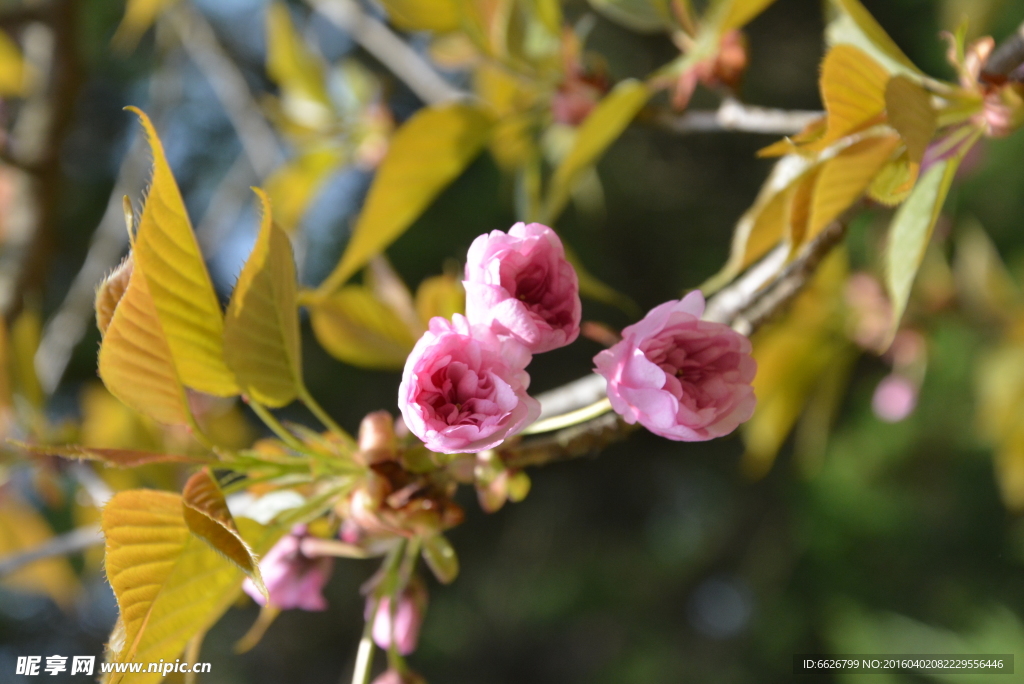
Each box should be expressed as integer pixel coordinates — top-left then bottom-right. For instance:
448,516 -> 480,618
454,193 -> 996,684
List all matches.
182,469 -> 267,599
223,189 -> 304,408
266,2 -> 333,129
884,160 -> 958,344
826,0 -> 922,77
884,75 -> 936,163
422,533 -> 459,584
265,146 -> 346,233
317,103 -> 493,296
309,286 -> 417,369
543,79 -> 651,223
127,107 -> 239,397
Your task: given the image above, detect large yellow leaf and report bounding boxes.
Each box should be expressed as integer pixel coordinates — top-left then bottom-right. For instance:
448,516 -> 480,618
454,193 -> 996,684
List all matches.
884,75 -> 936,163
265,146 -> 346,233
128,108 -> 238,397
0,496 -> 79,609
112,0 -> 179,51
98,259 -> 192,427
543,79 -> 650,223
223,190 -> 303,408
810,45 -> 890,151
182,469 -> 266,597
317,104 -> 493,296
266,3 -> 333,130
379,0 -> 461,31
309,286 -> 417,369
804,134 -> 900,242
826,0 -> 922,76
102,490 -> 277,684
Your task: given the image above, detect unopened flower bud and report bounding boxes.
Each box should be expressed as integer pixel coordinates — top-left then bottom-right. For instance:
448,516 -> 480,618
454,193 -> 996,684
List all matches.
367,579 -> 428,656
358,411 -> 397,465
371,669 -> 426,684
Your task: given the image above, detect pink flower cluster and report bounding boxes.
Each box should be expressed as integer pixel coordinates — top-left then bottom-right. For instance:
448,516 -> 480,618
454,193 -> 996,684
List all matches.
399,223 -> 581,453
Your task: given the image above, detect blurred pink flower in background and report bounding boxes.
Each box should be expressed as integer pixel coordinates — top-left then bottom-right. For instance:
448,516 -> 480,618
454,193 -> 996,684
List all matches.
464,222 -> 581,354
243,525 -> 332,611
595,291 -> 756,441
872,374 -> 919,423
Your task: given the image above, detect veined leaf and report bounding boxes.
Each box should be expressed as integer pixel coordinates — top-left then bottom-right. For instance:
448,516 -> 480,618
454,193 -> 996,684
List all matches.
810,45 -> 890,150
111,0 -> 178,51
265,146 -> 346,233
266,3 -> 333,129
223,189 -> 303,408
102,490 -> 278,683
12,442 -> 210,467
0,495 -> 79,609
96,255 -> 134,337
544,79 -> 650,223
884,159 -> 958,344
309,286 -> 416,369
826,0 -> 922,76
98,259 -> 192,427
587,0 -> 675,33
804,134 -> 900,242
415,274 -> 465,323
885,75 -> 936,163
128,108 -> 238,397
379,0 -> 461,31
786,166 -> 819,249
182,469 -> 267,598
317,104 -> 493,295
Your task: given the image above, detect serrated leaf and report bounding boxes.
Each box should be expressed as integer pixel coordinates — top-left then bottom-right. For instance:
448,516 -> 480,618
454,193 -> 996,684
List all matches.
415,274 -> 465,324
810,45 -> 890,151
127,108 -> 238,397
182,469 -> 266,598
309,286 -> 416,369
96,255 -> 134,337
587,0 -> 675,33
884,75 -> 936,163
223,189 -> 303,408
12,442 -> 210,467
884,160 -> 958,344
422,533 -> 459,584
0,495 -> 80,609
804,134 -> 900,242
826,0 -> 921,76
379,0 -> 461,32
317,103 -> 493,295
266,3 -> 333,129
544,79 -> 650,223
98,259 -> 192,427
111,0 -> 178,51
265,146 -> 346,233
102,490 -> 279,683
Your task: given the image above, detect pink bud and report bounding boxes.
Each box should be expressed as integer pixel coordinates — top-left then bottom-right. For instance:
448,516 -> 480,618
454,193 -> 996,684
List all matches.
463,222 -> 581,354
594,291 -> 757,441
243,525 -> 333,611
872,374 -> 918,423
367,581 -> 428,656
370,670 -> 426,684
398,315 -> 540,453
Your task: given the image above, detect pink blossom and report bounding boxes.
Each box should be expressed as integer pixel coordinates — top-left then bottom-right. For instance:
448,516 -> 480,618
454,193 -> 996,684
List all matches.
242,525 -> 332,611
399,315 -> 540,453
872,374 -> 918,423
594,291 -> 756,441
464,222 -> 581,353
367,581 -> 427,656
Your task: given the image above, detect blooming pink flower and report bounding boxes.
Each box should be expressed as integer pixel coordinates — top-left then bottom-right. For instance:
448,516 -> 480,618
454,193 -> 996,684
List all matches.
367,581 -> 427,656
242,525 -> 332,611
464,222 -> 581,354
399,314 -> 540,453
872,374 -> 918,423
594,291 -> 756,441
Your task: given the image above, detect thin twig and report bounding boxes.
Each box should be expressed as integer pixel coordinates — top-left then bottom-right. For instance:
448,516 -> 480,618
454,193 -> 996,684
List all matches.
0,524 -> 103,578
652,98 -> 822,135
304,0 -> 466,106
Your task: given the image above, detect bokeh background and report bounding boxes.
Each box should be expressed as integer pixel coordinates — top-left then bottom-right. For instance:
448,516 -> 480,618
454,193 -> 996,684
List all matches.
4,0 -> 1024,682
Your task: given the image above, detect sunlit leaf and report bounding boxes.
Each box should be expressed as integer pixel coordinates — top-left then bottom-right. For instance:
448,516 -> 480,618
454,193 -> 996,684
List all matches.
128,108 -> 238,397
415,274 -> 465,323
884,75 -> 936,163
587,0 -> 675,32
9,308 -> 43,409
810,45 -> 890,150
826,0 -> 922,77
317,103 -> 493,295
223,189 -> 303,408
12,442 -> 210,467
97,262 -> 192,427
96,255 -> 134,337
111,0 -> 178,51
182,469 -> 266,598
786,166 -> 818,248
379,0 -> 461,32
309,286 -> 417,369
102,490 -> 278,683
544,79 -> 650,223
0,30 -> 26,96
266,3 -> 333,130
264,146 -> 346,233
868,153 -> 917,206
884,159 -> 958,344
0,495 -> 80,609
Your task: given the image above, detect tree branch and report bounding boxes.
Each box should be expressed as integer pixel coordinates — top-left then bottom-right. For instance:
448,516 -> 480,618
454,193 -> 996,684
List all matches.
0,524 -> 102,578
650,98 -> 822,135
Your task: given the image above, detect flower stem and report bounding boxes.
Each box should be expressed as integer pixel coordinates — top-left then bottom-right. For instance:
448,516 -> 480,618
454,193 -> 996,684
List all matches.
299,386 -> 356,448
247,399 -> 306,453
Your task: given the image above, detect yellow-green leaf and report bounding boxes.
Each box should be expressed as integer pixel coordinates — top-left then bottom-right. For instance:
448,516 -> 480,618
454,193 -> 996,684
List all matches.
317,103 -> 493,295
98,259 -> 192,427
13,441 -> 210,468
266,2 -> 333,129
587,0 -> 675,33
0,30 -> 26,96
810,45 -> 890,150
128,107 -> 238,397
96,255 -> 134,337
223,189 -> 303,408
102,490 -> 277,683
379,0 -> 460,31
868,152 -> 917,206
884,75 -> 936,163
804,134 -> 900,242
826,0 -> 922,76
309,286 -> 417,369
718,0 -> 777,32
9,308 -> 43,409
415,274 -> 465,324
265,146 -> 346,233
422,533 -> 459,584
111,0 -> 178,51
544,79 -> 650,223
182,469 -> 266,598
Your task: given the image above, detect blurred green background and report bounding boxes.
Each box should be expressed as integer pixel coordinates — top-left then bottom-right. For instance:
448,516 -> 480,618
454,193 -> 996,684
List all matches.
6,0 -> 1024,682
